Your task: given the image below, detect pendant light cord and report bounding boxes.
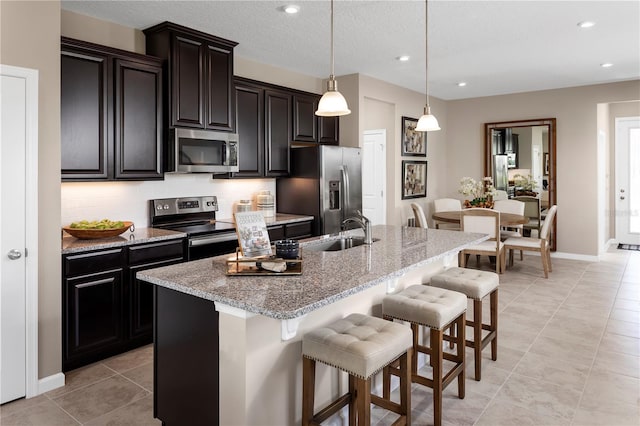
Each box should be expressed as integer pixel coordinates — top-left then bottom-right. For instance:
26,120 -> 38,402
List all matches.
425,0 -> 430,109
330,0 -> 335,79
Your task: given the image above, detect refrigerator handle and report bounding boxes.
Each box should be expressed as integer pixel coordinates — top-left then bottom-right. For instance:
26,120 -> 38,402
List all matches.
341,165 -> 351,221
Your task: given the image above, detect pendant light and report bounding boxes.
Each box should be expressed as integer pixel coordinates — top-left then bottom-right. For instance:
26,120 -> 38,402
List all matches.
315,0 -> 351,116
416,0 -> 440,131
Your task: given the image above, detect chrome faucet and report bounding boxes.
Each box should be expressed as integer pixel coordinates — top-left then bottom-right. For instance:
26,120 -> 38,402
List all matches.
342,210 -> 373,244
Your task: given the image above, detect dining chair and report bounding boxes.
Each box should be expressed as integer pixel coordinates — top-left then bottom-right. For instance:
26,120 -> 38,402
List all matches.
493,190 -> 508,201
494,199 -> 525,262
503,205 -> 557,278
434,198 -> 462,230
411,202 -> 428,228
460,208 -> 505,274
514,196 -> 541,237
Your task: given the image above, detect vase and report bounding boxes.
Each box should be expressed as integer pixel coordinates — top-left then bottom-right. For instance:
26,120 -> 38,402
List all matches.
464,198 -> 494,209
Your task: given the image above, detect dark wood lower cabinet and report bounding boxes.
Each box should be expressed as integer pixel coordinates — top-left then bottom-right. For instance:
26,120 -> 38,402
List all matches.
154,286 -> 219,425
62,239 -> 186,372
64,270 -> 124,370
267,220 -> 313,241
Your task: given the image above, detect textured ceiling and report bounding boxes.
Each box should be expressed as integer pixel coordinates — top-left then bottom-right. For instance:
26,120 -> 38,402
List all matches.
61,0 -> 640,100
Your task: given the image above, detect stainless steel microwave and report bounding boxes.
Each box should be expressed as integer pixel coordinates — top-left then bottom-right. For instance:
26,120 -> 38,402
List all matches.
167,128 -> 239,173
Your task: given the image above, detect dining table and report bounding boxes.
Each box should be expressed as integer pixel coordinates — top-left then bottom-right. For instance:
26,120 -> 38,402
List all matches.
432,211 -> 528,226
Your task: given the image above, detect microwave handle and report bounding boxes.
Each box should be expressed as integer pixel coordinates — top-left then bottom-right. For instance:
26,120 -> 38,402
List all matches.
223,143 -> 228,165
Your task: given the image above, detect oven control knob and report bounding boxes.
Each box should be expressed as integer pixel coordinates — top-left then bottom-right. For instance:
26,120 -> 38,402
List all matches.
163,204 -> 170,210
156,205 -> 163,210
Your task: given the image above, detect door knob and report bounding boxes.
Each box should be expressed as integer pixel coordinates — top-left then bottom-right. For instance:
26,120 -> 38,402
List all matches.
7,249 -> 22,260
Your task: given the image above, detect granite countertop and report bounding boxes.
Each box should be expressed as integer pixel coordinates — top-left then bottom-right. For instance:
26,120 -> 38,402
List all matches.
137,225 -> 488,320
62,228 -> 186,254
61,214 -> 312,254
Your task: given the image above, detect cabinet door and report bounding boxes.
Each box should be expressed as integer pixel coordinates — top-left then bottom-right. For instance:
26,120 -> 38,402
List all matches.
267,225 -> 286,241
205,44 -> 234,132
63,270 -> 124,371
293,95 -> 317,143
114,59 -> 163,180
265,90 -> 291,177
285,221 -> 313,240
61,49 -> 110,180
172,35 -> 204,128
127,240 -> 185,342
234,82 -> 264,177
128,258 -> 183,342
318,116 -> 339,145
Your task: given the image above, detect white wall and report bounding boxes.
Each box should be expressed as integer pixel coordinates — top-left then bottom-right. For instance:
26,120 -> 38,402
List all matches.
447,80 -> 640,256
61,177 -> 276,226
1,0 -> 62,379
339,73 -> 449,227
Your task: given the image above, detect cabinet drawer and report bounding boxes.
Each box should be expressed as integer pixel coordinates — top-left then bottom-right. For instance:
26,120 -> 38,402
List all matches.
128,239 -> 185,266
64,248 -> 125,277
286,221 -> 312,239
267,225 -> 286,241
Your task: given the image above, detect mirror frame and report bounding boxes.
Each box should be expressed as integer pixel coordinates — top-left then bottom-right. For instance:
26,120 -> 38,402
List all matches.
484,118 -> 557,251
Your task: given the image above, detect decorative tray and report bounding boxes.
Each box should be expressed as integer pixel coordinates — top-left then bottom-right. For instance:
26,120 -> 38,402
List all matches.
225,248 -> 302,276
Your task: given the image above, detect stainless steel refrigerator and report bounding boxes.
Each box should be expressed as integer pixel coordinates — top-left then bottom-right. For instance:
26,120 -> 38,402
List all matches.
276,145 -> 362,236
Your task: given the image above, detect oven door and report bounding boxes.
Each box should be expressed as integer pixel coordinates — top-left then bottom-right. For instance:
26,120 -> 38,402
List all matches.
188,232 -> 239,261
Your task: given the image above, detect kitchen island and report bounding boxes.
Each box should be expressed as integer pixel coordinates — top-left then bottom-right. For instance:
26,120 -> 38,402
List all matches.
137,225 -> 487,425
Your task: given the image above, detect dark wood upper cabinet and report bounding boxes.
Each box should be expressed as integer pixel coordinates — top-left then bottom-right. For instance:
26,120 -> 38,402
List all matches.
234,81 -> 264,177
172,36 -> 204,128
293,94 -> 318,142
318,116 -> 340,145
61,37 -> 163,181
144,22 -> 237,132
61,48 -> 109,179
114,59 -> 163,179
265,89 -> 292,177
206,44 -> 234,131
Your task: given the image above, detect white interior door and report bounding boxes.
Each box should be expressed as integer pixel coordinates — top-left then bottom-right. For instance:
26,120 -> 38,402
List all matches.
615,116 -> 640,244
1,65 -> 38,403
362,130 -> 386,225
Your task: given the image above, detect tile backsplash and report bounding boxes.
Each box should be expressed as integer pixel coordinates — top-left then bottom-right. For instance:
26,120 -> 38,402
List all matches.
61,175 -> 276,227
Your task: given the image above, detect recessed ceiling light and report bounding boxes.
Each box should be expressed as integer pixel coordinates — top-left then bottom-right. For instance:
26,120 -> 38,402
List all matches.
577,21 -> 595,28
601,63 -> 613,68
282,5 -> 300,14
457,82 -> 467,87
397,55 -> 410,62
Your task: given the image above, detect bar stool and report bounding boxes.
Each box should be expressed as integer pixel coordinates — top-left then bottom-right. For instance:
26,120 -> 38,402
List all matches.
302,313 -> 413,426
382,285 -> 467,426
430,267 -> 499,381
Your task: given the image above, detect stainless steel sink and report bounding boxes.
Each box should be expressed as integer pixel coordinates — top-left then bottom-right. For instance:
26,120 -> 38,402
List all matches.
306,237 -> 379,252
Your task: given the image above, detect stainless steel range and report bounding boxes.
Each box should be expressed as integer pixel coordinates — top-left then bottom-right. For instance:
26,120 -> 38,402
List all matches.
150,196 -> 238,260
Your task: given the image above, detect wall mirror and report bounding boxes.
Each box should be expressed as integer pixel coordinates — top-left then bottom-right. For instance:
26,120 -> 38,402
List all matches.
484,118 -> 556,250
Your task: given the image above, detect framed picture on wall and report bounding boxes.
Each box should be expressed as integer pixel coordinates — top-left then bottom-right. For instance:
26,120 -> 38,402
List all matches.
401,116 -> 426,157
544,152 -> 550,175
401,160 -> 427,199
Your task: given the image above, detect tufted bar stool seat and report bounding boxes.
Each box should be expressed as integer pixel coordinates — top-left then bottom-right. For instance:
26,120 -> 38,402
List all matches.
430,267 -> 499,381
302,313 -> 413,425
382,285 -> 467,426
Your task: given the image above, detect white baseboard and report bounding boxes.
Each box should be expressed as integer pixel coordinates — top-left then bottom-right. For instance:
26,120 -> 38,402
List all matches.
551,251 -> 599,262
38,372 -> 65,395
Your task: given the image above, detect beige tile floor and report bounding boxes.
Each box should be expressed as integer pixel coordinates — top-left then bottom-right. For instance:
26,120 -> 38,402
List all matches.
1,247 -> 638,425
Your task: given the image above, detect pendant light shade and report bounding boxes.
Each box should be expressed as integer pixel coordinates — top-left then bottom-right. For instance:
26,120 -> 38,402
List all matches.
317,77 -> 351,116
416,106 -> 441,131
315,0 -> 351,116
417,0 -> 440,132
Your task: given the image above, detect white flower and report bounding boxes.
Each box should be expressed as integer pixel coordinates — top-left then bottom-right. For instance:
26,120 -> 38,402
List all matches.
458,176 -> 496,199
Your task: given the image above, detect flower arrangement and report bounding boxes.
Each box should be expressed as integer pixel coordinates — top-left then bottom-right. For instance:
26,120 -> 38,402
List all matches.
513,173 -> 538,196
459,176 -> 497,208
